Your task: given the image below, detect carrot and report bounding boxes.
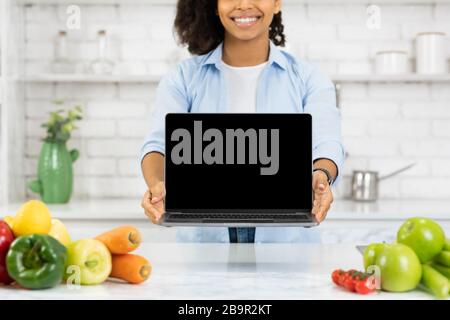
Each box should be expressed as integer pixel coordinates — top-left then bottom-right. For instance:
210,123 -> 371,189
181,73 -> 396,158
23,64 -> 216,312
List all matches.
95,225 -> 141,254
110,254 -> 152,284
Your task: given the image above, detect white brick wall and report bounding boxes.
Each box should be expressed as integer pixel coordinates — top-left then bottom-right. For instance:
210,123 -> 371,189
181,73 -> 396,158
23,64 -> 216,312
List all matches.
23,3 -> 450,201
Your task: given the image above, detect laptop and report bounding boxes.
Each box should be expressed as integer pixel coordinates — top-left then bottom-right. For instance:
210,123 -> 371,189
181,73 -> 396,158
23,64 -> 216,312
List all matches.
158,113 -> 318,227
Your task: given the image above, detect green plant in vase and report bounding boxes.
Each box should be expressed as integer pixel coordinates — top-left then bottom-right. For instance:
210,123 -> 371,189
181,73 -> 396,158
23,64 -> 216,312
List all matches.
28,103 -> 82,204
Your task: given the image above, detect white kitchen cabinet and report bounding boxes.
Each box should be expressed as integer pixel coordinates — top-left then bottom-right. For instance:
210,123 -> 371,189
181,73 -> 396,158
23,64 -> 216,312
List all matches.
319,222 -> 398,244
320,200 -> 450,244
4,199 -> 449,244
319,221 -> 450,244
0,0 -> 25,206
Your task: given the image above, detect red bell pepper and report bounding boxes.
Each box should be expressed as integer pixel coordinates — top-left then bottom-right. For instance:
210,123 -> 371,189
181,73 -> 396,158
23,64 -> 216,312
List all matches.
0,220 -> 14,284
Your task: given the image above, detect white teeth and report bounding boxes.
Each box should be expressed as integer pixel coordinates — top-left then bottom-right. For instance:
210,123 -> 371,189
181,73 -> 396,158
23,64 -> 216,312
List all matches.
234,17 -> 258,24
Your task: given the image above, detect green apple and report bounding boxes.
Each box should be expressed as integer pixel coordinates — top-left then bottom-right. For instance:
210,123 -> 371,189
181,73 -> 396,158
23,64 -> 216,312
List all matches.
444,238 -> 450,251
397,217 -> 446,263
375,243 -> 422,292
363,243 -> 387,270
65,239 -> 112,285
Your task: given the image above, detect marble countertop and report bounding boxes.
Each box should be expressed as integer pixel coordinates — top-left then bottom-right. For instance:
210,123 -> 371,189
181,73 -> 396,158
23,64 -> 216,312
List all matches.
0,243 -> 437,300
2,198 -> 450,221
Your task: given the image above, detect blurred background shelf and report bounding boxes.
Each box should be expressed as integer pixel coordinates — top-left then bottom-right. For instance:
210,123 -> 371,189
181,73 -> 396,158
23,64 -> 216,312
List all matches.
15,0 -> 450,5
4,198 -> 450,221
331,74 -> 450,83
22,73 -> 163,83
21,73 -> 450,83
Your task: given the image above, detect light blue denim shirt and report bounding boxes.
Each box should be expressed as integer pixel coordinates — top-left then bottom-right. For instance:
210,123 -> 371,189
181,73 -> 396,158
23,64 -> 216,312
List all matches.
140,41 -> 345,243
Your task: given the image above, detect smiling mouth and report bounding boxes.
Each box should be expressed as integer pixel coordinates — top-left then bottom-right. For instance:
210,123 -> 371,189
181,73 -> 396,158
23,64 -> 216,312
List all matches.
231,16 -> 262,28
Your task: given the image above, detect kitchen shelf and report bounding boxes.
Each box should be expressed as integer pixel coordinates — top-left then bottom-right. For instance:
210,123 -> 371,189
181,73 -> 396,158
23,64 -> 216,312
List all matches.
331,74 -> 450,83
0,77 -> 3,101
22,73 -> 163,83
22,73 -> 450,84
15,0 -> 450,5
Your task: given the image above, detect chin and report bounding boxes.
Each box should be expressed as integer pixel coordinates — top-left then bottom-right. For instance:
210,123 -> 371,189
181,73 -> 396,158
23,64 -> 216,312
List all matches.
228,31 -> 263,42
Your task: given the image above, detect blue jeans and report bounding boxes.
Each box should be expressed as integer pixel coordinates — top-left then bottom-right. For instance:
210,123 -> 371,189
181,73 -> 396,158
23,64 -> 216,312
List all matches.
228,227 -> 256,243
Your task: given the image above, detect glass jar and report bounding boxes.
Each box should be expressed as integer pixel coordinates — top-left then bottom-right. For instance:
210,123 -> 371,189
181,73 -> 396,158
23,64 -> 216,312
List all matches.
89,30 -> 115,75
51,31 -> 75,73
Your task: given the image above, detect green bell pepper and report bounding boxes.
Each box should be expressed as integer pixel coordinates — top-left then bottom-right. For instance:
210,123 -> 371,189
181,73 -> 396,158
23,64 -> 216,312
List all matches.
6,234 -> 67,289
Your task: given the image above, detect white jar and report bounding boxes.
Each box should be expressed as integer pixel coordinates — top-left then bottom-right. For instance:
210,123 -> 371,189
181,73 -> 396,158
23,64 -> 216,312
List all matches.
416,32 -> 448,74
374,51 -> 410,74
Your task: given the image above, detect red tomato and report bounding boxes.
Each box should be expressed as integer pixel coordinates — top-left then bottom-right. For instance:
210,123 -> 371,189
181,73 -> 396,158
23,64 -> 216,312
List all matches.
355,277 -> 376,295
343,275 -> 356,292
331,269 -> 344,286
331,268 -> 377,295
337,271 -> 348,286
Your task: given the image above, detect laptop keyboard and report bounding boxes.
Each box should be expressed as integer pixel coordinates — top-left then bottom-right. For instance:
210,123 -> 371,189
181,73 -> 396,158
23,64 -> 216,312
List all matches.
166,213 -> 310,221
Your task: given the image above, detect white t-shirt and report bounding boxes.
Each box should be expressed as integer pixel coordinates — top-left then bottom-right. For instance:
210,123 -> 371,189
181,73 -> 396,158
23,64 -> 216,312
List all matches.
221,60 -> 268,113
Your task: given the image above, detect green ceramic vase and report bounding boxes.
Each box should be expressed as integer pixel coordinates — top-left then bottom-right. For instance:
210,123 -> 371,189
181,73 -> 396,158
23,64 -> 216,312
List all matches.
28,141 -> 79,204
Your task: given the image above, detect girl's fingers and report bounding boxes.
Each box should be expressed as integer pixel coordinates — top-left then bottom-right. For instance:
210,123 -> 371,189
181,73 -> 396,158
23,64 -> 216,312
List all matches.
148,205 -> 162,222
313,193 -> 323,209
153,202 -> 163,218
144,210 -> 157,224
143,206 -> 155,221
141,191 -> 151,210
317,203 -> 328,220
150,183 -> 166,204
154,202 -> 165,217
313,191 -> 333,222
312,169 -> 334,222
320,203 -> 331,222
312,198 -> 320,215
312,189 -> 323,215
142,189 -> 164,223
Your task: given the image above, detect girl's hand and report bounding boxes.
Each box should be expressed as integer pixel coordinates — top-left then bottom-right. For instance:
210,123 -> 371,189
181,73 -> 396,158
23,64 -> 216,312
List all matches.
311,170 -> 334,223
141,181 -> 166,224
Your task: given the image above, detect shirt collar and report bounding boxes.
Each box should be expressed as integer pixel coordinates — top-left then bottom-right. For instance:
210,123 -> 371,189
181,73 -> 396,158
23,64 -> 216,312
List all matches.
202,40 -> 287,71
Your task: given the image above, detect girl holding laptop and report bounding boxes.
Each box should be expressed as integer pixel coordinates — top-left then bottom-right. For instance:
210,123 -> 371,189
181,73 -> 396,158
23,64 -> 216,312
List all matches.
140,0 -> 344,243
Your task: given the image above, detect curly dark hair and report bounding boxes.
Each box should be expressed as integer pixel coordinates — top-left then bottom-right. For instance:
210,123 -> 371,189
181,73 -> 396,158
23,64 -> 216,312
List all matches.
174,0 -> 286,55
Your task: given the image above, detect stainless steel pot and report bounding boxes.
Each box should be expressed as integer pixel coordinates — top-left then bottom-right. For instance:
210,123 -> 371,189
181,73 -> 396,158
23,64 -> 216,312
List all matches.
351,163 -> 416,202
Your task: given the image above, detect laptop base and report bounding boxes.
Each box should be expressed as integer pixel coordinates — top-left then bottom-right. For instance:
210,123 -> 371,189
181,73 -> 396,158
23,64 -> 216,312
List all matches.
158,212 -> 318,227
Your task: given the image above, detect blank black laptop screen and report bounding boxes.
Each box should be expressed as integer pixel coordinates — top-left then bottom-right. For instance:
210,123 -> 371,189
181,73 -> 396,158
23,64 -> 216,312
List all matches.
165,113 -> 312,213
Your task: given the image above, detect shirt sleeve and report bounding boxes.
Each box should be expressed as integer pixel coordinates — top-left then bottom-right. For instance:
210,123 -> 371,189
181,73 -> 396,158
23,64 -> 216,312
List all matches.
302,66 -> 345,185
139,65 -> 191,164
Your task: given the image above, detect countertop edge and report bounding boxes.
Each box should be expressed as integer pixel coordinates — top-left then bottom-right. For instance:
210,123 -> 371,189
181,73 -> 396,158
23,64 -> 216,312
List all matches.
2,199 -> 450,221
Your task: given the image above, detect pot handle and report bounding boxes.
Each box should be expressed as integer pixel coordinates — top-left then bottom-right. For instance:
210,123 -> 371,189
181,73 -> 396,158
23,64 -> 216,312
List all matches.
379,163 -> 416,181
